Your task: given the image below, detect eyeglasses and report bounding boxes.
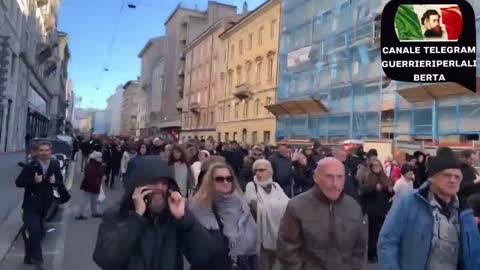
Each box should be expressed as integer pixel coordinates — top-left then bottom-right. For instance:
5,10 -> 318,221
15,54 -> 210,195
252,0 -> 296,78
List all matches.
255,168 -> 267,172
214,176 -> 234,183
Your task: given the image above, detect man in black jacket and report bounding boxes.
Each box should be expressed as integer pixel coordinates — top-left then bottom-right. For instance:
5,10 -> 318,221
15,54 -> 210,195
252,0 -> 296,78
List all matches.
15,141 -> 69,270
93,156 -> 213,270
269,144 -> 293,197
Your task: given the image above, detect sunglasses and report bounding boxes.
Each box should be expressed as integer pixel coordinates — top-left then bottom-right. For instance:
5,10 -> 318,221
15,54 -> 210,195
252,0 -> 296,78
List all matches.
214,176 -> 234,183
255,168 -> 267,172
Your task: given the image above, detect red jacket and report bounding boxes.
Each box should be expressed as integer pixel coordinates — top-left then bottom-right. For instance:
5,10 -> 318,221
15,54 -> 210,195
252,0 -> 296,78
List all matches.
80,159 -> 104,194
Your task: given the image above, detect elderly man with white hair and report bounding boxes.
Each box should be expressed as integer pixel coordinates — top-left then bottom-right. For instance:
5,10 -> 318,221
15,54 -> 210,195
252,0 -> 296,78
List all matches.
245,159 -> 289,270
278,157 -> 368,270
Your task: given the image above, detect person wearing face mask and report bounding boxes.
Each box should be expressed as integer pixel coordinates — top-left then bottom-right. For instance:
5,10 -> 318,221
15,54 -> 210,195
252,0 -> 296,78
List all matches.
93,156 -> 213,270
190,163 -> 259,270
245,159 -> 289,270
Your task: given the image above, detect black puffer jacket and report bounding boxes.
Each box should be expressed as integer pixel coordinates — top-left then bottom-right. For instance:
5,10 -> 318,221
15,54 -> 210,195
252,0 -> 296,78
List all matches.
93,157 -> 214,270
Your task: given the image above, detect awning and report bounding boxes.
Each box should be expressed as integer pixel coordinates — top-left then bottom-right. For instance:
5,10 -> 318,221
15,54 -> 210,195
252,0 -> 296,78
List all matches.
265,99 -> 328,117
397,77 -> 479,103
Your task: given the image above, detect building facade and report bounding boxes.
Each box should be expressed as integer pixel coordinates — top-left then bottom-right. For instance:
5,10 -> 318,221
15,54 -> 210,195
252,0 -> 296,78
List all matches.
0,0 -> 70,152
217,0 -> 280,144
121,81 -> 142,136
180,16 -> 242,142
91,110 -> 109,135
138,37 -> 165,136
273,0 -> 480,143
106,85 -> 124,136
160,2 -> 237,135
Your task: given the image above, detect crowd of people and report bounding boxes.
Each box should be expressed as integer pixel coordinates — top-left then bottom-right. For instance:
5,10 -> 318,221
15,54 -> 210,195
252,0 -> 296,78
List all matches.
15,133 -> 480,270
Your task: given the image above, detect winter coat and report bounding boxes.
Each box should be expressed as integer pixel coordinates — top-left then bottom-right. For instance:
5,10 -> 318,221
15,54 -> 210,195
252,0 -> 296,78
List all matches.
292,161 -> 313,195
268,152 -> 293,187
93,207 -> 214,270
459,163 -> 480,207
277,187 -> 368,270
93,156 -> 214,270
15,158 -> 70,218
81,159 -> 104,194
360,173 -> 394,217
377,183 -> 480,270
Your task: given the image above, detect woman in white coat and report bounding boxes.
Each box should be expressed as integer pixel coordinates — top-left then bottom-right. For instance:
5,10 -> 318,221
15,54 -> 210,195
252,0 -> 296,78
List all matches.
245,159 -> 289,270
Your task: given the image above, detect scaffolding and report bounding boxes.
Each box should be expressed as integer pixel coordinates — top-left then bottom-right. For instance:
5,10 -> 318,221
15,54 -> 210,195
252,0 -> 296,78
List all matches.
276,0 -> 480,142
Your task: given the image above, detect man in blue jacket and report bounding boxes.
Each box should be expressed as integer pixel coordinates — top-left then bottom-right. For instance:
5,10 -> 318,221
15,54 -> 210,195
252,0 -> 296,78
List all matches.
377,150 -> 480,270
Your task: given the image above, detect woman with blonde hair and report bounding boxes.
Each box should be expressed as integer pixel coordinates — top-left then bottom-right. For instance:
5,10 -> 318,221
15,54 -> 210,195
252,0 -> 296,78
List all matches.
190,162 -> 258,270
245,159 -> 289,270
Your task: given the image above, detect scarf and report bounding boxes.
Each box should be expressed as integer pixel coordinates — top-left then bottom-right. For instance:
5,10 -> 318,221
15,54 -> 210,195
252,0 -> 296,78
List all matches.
213,192 -> 258,260
38,159 -> 50,175
253,177 -> 273,188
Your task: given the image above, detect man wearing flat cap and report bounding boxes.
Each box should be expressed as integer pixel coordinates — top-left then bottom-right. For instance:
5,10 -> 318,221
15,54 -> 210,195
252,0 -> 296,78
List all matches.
377,149 -> 480,270
93,156 -> 213,270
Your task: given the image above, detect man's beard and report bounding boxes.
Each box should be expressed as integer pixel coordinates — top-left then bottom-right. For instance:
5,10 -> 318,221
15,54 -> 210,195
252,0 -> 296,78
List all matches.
425,26 -> 443,38
147,191 -> 167,214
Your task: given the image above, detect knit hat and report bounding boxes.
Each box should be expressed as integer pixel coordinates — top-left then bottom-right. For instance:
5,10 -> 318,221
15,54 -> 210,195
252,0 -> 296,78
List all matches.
427,153 -> 462,177
124,156 -> 179,193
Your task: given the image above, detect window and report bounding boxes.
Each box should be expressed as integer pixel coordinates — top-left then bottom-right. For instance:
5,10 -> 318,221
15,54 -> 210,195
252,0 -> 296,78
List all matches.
252,131 -> 258,144
271,19 -> 277,39
233,132 -> 238,141
228,71 -> 233,95
197,114 -> 201,127
225,132 -> 229,142
256,62 -> 262,83
267,58 -> 274,80
248,33 -> 253,49
224,48 -> 227,63
230,45 -> 235,59
226,105 -> 231,120
10,54 -> 16,78
266,97 -> 272,115
220,107 -> 224,121
190,115 -> 194,128
210,112 -> 214,125
258,27 -> 264,45
263,131 -> 271,143
254,99 -> 260,116
246,65 -> 251,84
203,112 -> 207,127
239,40 -> 243,55
244,101 -> 249,118
235,103 -> 239,119
236,68 -> 242,85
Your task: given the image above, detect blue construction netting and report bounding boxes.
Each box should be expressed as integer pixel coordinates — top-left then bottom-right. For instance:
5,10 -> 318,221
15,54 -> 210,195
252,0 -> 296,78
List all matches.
277,0 -> 480,141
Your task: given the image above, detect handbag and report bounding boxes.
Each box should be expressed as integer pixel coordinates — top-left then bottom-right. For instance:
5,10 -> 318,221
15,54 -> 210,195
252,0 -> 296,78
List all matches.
98,185 -> 106,202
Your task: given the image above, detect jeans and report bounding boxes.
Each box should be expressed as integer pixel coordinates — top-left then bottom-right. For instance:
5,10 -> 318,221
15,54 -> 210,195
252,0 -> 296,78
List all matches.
81,153 -> 89,170
78,191 -> 102,217
368,215 -> 385,261
23,211 -> 43,262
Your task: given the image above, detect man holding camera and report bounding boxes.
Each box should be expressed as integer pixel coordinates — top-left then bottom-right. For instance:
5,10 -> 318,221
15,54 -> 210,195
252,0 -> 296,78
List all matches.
15,141 -> 69,270
93,156 -> 213,270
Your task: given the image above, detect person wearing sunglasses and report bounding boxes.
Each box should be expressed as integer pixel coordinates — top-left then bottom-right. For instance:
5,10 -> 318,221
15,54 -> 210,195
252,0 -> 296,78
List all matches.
190,163 -> 258,270
245,159 -> 289,270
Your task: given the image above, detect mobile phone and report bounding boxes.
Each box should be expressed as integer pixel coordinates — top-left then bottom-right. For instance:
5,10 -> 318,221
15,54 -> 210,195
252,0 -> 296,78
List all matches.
144,192 -> 153,204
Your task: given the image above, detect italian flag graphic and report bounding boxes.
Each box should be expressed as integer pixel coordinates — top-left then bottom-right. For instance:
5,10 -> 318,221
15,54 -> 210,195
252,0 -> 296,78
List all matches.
395,4 -> 463,41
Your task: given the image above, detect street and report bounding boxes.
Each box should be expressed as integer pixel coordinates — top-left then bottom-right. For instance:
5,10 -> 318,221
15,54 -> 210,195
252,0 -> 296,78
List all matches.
0,152 -> 25,224
0,157 -> 379,270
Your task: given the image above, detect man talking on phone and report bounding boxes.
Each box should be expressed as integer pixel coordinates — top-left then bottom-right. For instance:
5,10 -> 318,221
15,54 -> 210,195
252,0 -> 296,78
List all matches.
93,156 -> 213,270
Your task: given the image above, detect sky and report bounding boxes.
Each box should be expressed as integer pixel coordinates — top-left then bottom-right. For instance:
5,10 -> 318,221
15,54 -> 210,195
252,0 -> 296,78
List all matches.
58,0 -> 266,110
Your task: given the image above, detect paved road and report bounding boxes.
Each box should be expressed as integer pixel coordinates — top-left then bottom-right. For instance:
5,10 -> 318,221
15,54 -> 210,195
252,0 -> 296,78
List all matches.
0,152 -> 25,224
0,158 -> 380,270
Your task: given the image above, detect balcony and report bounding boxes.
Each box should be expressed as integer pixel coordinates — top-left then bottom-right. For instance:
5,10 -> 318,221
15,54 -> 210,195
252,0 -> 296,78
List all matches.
44,15 -> 56,33
178,68 -> 184,77
179,52 -> 186,61
176,99 -> 183,112
37,0 -> 48,6
190,101 -> 200,114
347,20 -> 381,48
233,83 -> 253,100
